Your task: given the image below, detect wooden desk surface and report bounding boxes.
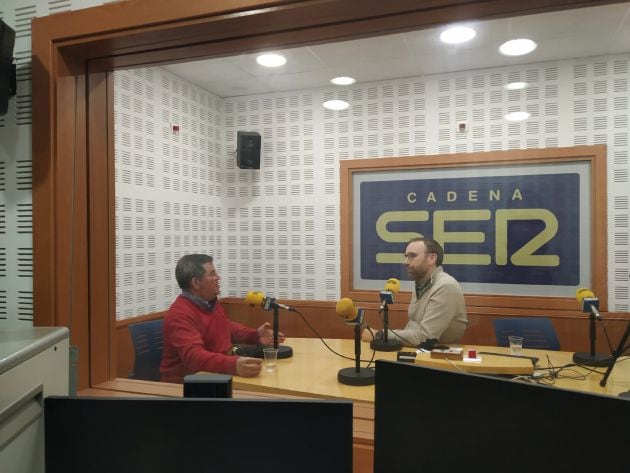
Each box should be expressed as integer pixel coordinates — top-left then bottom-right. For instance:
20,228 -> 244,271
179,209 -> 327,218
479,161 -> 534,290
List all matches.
231,338 -> 630,402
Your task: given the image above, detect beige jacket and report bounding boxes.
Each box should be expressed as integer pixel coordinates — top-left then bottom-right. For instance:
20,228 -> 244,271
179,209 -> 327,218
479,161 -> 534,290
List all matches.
386,266 -> 468,346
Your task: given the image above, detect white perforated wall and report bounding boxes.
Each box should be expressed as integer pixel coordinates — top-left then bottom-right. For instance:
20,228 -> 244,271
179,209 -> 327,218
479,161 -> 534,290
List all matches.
114,68 -> 225,318
0,0 -> 114,327
115,54 -> 630,319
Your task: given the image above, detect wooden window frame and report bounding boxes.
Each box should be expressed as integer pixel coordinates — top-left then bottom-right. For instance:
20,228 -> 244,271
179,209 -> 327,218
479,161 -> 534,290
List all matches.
31,0 -> 621,389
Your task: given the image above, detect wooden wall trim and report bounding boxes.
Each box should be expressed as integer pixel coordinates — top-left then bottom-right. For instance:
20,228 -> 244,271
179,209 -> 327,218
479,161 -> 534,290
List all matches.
115,301 -> 630,379
87,68 -> 113,385
31,0 -> 625,392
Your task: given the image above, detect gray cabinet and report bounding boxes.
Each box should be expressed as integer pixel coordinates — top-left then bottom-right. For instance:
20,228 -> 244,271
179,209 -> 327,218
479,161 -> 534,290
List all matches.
0,327 -> 70,473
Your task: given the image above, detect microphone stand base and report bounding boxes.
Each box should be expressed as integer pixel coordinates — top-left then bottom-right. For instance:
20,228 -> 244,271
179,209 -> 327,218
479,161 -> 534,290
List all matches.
338,367 -> 375,386
276,345 -> 293,359
572,352 -> 613,367
234,345 -> 293,359
370,339 -> 403,352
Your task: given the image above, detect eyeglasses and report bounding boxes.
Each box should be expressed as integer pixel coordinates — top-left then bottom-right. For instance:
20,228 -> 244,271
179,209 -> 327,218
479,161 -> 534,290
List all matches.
403,252 -> 422,262
403,252 -> 435,262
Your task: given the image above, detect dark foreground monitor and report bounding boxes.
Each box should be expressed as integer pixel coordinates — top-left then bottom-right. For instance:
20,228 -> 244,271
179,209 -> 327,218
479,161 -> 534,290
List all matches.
45,397 -> 352,473
374,360 -> 629,473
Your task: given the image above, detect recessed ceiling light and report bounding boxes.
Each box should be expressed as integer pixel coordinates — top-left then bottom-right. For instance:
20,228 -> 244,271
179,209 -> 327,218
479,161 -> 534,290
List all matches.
330,76 -> 356,86
440,26 -> 476,44
499,39 -> 537,56
256,53 -> 287,67
504,82 -> 529,90
323,99 -> 350,111
505,111 -> 530,122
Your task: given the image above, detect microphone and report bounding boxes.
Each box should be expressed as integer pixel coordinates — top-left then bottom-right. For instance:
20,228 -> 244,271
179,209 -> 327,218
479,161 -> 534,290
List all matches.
336,298 -> 364,325
335,298 -> 375,386
244,290 -> 264,306
576,288 -> 601,320
238,291 -> 294,360
245,290 -> 293,312
371,278 -> 402,352
573,287 -> 612,367
379,278 -> 401,309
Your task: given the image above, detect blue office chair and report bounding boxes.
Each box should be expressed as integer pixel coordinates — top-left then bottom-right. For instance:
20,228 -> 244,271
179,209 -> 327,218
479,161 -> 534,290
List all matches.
493,317 -> 561,351
128,319 -> 164,381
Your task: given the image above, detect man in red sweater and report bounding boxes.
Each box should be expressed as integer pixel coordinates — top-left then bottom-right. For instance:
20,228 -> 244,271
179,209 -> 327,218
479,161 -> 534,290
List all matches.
160,254 -> 284,383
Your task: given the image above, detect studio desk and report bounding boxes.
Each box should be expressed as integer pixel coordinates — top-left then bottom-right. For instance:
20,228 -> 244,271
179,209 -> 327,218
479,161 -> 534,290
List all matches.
91,338 -> 630,473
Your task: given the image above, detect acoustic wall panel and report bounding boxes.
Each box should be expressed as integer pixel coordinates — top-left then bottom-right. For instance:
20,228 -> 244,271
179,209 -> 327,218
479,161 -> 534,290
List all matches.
0,0 -> 112,328
114,67 -> 225,318
223,57 -> 627,313
113,54 -> 630,318
223,93 -> 330,302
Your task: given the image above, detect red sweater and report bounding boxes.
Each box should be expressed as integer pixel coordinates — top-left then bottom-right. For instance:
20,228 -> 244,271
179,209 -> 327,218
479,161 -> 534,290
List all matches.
160,295 -> 259,383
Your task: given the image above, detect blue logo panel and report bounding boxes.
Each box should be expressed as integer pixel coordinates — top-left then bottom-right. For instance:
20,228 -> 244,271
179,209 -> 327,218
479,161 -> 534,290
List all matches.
359,173 -> 580,285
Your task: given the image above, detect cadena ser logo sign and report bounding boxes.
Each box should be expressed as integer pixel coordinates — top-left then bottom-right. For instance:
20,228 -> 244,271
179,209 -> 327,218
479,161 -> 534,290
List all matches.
357,168 -> 587,290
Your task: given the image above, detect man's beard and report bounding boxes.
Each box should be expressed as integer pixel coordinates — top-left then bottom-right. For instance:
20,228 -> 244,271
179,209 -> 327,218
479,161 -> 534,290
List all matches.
407,266 -> 428,282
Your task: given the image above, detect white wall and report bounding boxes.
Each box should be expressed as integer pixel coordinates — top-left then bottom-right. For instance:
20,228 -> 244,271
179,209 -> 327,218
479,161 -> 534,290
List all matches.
114,54 -> 630,320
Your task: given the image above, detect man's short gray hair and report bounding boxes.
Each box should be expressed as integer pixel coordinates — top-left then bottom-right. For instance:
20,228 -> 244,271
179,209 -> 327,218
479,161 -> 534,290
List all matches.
175,254 -> 213,290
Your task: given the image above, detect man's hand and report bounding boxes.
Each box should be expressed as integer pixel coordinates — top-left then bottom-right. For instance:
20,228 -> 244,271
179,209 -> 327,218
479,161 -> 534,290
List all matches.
236,356 -> 263,377
257,321 -> 285,345
361,327 -> 375,342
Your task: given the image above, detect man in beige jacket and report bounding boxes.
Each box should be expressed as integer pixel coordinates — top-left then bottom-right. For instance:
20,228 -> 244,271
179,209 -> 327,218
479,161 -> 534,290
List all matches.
362,237 -> 468,347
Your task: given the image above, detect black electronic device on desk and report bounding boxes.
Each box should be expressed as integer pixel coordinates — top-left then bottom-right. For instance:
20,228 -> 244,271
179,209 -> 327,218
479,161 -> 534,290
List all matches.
417,338 -> 449,351
396,351 -> 417,363
184,373 -> 232,398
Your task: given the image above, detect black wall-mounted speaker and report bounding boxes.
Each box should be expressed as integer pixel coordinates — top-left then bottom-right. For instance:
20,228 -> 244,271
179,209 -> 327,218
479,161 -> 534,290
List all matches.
236,131 -> 261,169
183,373 -> 233,398
0,20 -> 16,117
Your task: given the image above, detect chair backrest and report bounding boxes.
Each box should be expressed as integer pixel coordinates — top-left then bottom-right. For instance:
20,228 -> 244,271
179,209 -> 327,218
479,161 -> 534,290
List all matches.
128,319 -> 164,381
493,317 -> 561,351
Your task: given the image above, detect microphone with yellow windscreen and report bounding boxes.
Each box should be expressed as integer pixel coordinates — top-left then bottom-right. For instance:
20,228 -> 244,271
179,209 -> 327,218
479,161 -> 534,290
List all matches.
572,287 -> 611,368
336,298 -> 363,325
245,290 -> 265,307
576,287 -> 595,303
380,278 -> 400,309
576,287 -> 600,319
245,290 -> 293,311
384,278 -> 401,294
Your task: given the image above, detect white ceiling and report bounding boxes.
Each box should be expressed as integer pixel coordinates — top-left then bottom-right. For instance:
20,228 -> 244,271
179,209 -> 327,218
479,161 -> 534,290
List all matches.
163,2 -> 630,98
